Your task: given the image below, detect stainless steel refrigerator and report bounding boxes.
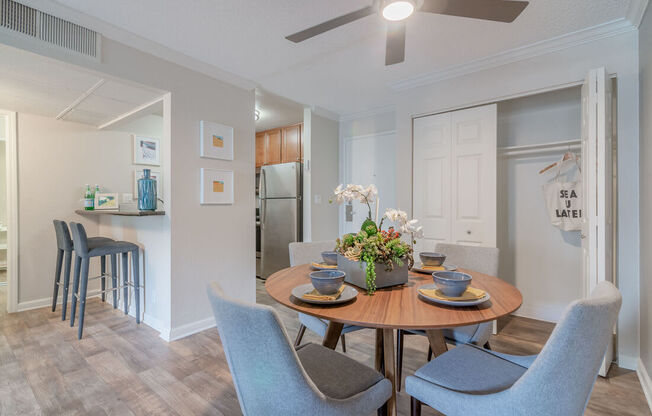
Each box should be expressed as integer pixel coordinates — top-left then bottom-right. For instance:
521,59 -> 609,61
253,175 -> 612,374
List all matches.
259,162 -> 302,279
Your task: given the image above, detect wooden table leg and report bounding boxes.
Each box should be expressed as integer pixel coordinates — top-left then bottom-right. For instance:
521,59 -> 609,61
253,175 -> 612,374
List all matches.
375,329 -> 384,372
425,329 -> 448,358
322,321 -> 344,350
382,328 -> 397,416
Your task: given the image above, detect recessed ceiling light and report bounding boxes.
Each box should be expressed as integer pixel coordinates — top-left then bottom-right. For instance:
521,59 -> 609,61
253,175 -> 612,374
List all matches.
382,0 -> 415,21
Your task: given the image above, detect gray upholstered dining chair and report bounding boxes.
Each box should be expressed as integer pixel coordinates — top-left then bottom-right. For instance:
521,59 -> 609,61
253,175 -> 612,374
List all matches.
406,281 -> 621,416
397,243 -> 500,390
206,282 -> 392,416
289,241 -> 365,352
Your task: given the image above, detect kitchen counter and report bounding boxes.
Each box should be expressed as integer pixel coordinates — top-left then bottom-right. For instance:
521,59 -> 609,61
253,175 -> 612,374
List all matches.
75,209 -> 165,217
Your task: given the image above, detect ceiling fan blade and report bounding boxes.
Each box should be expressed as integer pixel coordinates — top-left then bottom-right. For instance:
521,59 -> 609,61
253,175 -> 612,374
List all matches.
420,0 -> 528,23
285,5 -> 376,43
385,21 -> 406,66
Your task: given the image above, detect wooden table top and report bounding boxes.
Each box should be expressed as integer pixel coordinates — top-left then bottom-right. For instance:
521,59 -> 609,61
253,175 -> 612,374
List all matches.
265,264 -> 522,330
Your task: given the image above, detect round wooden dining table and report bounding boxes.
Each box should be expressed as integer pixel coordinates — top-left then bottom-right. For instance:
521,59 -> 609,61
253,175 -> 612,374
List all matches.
265,264 -> 522,416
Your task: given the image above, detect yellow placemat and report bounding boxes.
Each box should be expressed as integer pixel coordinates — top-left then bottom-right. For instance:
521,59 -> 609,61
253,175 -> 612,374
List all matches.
418,286 -> 486,301
419,264 -> 446,271
302,285 -> 345,301
311,262 -> 337,269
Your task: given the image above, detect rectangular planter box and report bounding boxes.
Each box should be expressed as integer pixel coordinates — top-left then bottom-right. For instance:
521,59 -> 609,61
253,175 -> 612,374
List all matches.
337,254 -> 408,290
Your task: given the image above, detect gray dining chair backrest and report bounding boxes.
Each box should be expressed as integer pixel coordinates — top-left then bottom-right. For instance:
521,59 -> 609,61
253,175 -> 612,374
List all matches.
69,222 -> 90,257
435,243 -> 499,276
509,281 -> 621,414
53,220 -> 73,251
289,241 -> 336,267
207,282 -> 329,415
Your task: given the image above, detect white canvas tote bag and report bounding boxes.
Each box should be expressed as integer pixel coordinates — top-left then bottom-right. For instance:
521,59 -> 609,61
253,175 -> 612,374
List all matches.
542,155 -> 583,231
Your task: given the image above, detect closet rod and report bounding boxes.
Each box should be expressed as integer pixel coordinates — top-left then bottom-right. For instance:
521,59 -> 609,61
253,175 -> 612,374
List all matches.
498,139 -> 581,157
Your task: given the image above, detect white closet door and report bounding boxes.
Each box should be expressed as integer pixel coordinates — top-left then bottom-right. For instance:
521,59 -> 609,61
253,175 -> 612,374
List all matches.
581,67 -> 614,377
413,113 -> 452,253
451,104 -> 497,246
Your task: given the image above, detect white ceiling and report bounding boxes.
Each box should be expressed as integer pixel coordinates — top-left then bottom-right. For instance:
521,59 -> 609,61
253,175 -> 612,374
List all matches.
0,44 -> 165,126
19,0 -> 642,116
255,89 -> 304,131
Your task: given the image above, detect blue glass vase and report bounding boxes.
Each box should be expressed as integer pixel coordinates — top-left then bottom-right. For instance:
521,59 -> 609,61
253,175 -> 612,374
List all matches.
138,169 -> 157,211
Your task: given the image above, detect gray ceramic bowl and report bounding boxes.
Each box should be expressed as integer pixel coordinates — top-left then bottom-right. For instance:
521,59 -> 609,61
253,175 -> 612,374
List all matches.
321,251 -> 338,266
432,271 -> 472,297
310,270 -> 345,295
420,252 -> 447,266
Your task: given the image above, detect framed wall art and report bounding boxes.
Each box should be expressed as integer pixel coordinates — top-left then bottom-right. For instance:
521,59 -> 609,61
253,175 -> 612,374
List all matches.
133,135 -> 161,166
200,120 -> 234,160
200,168 -> 234,205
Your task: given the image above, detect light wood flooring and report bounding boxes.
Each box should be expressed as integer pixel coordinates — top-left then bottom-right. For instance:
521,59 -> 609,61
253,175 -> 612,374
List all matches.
0,278 -> 649,415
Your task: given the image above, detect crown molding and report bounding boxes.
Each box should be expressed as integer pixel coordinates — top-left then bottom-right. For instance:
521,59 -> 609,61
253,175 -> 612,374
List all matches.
390,18 -> 637,92
627,0 -> 650,27
21,0 -> 257,91
308,105 -> 341,122
339,104 -> 396,122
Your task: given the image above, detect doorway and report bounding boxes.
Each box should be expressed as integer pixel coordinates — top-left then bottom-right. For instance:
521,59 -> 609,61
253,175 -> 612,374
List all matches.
0,110 -> 17,313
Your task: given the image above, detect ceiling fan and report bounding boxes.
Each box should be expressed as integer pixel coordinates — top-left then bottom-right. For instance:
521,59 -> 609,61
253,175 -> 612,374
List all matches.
285,0 -> 529,66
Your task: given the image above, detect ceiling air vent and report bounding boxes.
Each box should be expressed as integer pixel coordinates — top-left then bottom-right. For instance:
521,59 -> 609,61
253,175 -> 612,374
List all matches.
0,0 -> 100,59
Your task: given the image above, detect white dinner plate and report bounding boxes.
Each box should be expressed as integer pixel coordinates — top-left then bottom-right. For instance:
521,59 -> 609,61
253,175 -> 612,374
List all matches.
291,283 -> 358,305
417,283 -> 490,307
411,264 -> 457,274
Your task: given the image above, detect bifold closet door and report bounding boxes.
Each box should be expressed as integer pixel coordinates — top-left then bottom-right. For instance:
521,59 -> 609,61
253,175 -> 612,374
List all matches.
413,104 -> 497,252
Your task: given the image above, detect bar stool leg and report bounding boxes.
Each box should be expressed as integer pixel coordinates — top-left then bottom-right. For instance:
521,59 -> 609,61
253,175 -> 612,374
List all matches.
122,252 -> 129,315
132,249 -> 140,324
70,255 -> 82,327
100,255 -> 106,302
52,249 -> 64,312
111,254 -> 118,309
77,258 -> 90,339
60,250 -> 73,321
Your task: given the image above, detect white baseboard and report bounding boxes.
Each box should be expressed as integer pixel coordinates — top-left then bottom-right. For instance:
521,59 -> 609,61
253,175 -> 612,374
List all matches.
637,358 -> 652,413
16,289 -> 102,312
167,316 -> 216,342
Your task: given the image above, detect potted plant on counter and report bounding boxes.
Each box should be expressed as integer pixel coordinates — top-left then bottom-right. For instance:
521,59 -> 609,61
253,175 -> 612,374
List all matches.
330,184 -> 423,295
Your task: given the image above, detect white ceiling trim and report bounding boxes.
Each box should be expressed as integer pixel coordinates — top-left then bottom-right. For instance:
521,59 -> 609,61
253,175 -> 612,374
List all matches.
626,0 -> 650,27
389,18 -> 636,92
309,105 -> 340,122
339,104 -> 396,122
56,78 -> 105,119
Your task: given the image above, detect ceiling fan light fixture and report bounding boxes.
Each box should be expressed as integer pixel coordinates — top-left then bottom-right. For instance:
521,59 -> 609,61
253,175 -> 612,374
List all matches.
381,0 -> 415,21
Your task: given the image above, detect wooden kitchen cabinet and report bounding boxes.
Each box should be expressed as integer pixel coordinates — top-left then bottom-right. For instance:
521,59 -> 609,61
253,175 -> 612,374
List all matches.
265,128 -> 282,165
255,132 -> 266,168
256,123 -> 303,167
281,124 -> 301,163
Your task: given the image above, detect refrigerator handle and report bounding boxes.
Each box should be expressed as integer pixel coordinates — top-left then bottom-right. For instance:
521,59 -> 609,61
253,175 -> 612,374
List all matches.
259,168 -> 266,200
261,199 -> 266,229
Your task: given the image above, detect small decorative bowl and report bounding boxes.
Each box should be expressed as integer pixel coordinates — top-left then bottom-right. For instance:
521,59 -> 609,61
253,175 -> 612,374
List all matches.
321,251 -> 338,266
420,252 -> 447,267
310,270 -> 345,295
432,271 -> 472,297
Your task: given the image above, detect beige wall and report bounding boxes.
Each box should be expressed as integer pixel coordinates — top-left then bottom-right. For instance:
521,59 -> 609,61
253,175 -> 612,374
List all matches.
304,111 -> 340,242
639,6 -> 652,378
16,113 -> 137,306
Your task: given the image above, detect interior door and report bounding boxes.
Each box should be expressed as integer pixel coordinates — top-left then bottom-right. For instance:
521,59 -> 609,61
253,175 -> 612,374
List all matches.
343,132 -> 396,235
413,112 -> 452,254
451,104 -> 497,246
412,104 -> 497,253
581,67 -> 614,377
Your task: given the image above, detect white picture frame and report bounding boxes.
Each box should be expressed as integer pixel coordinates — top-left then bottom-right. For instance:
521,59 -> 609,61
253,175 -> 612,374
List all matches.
200,168 -> 234,205
134,169 -> 163,199
200,120 -> 234,160
95,193 -> 119,210
133,135 -> 161,166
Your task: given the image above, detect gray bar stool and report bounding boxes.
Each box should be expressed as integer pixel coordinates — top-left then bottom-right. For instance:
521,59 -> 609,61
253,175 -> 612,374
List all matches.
69,222 -> 141,339
52,220 -> 114,320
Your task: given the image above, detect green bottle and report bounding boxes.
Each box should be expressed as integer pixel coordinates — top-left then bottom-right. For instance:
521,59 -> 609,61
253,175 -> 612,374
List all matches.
84,184 -> 94,210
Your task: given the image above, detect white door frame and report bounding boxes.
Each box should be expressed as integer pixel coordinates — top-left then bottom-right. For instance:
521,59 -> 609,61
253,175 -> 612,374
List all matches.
0,109 -> 18,313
